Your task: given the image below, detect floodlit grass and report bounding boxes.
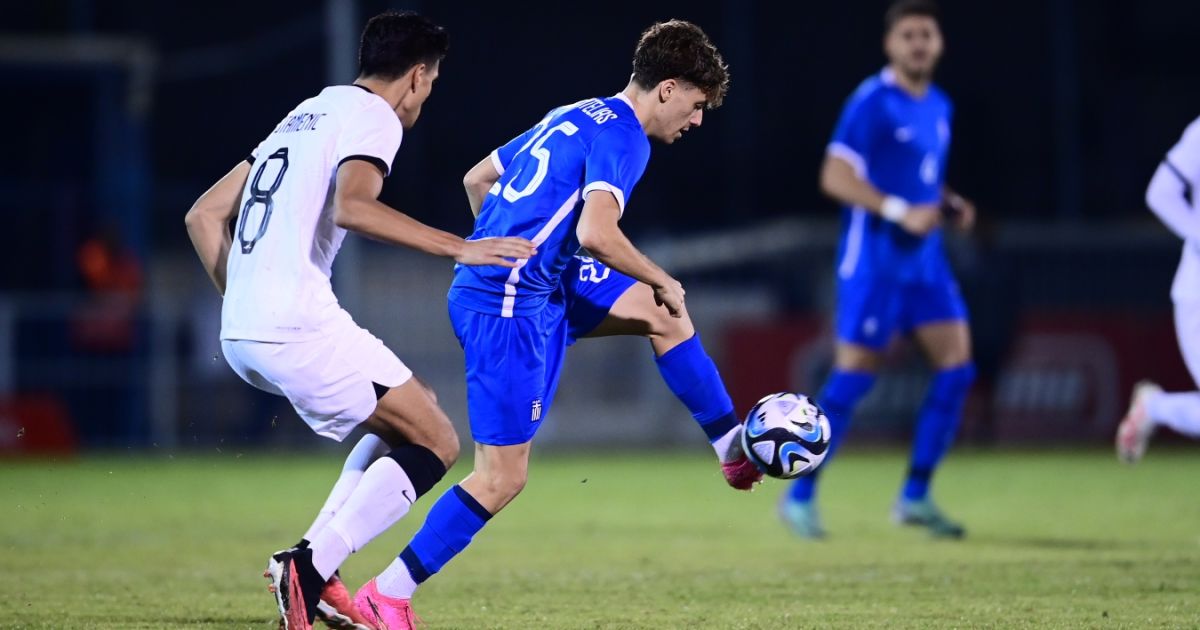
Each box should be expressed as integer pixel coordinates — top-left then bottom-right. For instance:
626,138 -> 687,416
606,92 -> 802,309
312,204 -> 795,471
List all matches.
1,448 -> 1198,628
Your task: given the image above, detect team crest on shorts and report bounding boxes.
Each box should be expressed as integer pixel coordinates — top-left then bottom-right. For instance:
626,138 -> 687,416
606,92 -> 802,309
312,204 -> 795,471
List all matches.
531,399 -> 543,422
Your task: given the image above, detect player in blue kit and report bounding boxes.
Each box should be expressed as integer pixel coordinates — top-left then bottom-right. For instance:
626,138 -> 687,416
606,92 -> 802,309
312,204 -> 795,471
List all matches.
336,21 -> 739,627
780,0 -> 978,540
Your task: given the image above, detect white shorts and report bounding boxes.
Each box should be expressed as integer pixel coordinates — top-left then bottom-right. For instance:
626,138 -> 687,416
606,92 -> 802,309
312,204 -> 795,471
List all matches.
1176,299 -> 1200,387
221,323 -> 413,441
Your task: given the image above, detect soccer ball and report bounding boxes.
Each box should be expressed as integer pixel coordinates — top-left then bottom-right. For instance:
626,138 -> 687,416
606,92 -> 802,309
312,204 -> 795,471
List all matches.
741,392 -> 831,479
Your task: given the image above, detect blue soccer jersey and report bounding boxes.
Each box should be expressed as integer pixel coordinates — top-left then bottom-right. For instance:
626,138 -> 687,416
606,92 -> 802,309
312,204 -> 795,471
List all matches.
830,67 -> 954,283
448,94 -> 650,318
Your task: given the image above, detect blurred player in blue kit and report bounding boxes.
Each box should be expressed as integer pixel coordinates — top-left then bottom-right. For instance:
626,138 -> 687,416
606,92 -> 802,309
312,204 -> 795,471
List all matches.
780,0 -> 978,539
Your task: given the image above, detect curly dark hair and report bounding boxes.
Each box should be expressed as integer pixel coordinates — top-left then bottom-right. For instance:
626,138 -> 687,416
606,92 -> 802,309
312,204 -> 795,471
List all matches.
884,0 -> 940,34
631,20 -> 729,108
358,11 -> 449,80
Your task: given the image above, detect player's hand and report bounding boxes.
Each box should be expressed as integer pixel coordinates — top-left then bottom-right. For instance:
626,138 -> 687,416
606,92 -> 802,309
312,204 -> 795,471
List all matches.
898,205 -> 942,236
652,276 -> 686,318
455,237 -> 536,268
942,192 -> 976,231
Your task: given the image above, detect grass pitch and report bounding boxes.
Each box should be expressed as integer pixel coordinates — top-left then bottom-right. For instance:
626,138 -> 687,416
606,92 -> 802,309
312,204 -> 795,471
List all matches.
1,448 -> 1198,628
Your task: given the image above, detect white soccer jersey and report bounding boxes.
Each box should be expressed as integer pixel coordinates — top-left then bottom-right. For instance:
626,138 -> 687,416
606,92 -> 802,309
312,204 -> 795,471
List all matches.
221,85 -> 403,342
1152,116 -> 1200,303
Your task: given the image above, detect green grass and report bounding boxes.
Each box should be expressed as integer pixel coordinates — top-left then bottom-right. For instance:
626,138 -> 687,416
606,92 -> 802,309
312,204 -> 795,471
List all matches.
1,448 -> 1199,628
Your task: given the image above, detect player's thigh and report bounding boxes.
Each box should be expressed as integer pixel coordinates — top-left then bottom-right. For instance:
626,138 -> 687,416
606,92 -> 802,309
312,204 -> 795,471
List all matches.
561,255 -> 692,343
582,281 -> 695,346
834,278 -> 901,357
833,341 -> 884,372
450,302 -> 565,447
363,376 -> 458,466
912,321 -> 972,369
1174,300 -> 1200,386
220,339 -> 287,396
906,278 -> 972,369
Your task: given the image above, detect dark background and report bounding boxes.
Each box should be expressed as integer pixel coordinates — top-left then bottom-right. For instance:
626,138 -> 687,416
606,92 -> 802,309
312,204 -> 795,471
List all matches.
5,0 -> 1200,290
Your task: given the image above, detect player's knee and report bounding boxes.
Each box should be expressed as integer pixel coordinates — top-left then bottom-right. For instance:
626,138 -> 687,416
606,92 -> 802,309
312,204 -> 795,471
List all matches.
425,418 -> 460,468
387,442 -> 450,500
480,464 -> 528,501
438,429 -> 461,468
646,305 -> 695,344
834,342 -> 883,373
489,475 -> 527,503
412,381 -> 458,465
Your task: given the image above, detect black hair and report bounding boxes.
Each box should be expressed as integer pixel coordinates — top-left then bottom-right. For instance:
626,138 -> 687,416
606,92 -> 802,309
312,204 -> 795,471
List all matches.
358,11 -> 449,80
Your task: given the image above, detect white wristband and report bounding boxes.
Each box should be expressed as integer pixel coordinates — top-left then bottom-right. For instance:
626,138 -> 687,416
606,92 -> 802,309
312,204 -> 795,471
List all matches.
880,196 -> 910,222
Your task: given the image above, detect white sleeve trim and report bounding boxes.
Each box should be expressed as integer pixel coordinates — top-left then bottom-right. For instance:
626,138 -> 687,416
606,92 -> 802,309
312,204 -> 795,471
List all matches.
489,150 -> 506,176
583,181 -> 627,216
827,142 -> 867,179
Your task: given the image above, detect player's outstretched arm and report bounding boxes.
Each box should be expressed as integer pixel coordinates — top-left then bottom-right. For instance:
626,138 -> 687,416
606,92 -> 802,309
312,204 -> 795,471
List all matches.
820,155 -> 940,236
462,155 -> 501,218
185,160 -> 252,295
334,160 -> 535,267
576,191 -> 685,317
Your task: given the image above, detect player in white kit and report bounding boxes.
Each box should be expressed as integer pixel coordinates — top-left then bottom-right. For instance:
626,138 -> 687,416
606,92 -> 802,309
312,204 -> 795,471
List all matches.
184,12 -> 534,629
1116,115 -> 1200,463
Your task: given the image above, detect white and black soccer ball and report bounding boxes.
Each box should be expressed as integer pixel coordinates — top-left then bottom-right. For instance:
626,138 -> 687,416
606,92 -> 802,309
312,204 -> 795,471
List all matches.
741,392 -> 831,479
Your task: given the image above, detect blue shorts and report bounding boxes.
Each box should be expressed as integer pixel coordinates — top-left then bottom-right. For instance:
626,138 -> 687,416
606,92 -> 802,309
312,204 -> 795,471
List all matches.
835,275 -> 968,349
561,256 -> 639,345
450,256 -> 638,446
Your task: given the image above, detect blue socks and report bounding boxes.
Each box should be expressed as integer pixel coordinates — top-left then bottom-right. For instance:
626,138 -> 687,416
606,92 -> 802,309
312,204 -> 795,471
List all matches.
788,370 -> 876,502
398,485 -> 491,584
903,363 -> 975,501
655,334 -> 738,442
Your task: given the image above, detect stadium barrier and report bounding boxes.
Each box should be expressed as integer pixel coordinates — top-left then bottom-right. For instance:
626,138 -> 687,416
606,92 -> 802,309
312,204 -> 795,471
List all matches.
0,220 -> 1184,452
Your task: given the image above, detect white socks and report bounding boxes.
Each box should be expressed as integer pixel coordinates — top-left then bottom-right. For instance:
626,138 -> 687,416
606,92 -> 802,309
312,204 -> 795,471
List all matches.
302,474 -> 362,544
302,435 -> 390,542
1147,391 -> 1200,438
712,425 -> 743,463
309,456 -> 417,580
375,556 -> 420,599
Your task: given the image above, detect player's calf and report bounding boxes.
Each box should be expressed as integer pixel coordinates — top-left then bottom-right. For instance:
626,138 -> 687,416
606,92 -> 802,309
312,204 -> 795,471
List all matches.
654,333 -> 748,479
589,282 -> 746,486
460,442 -> 530,512
295,381 -> 457,601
